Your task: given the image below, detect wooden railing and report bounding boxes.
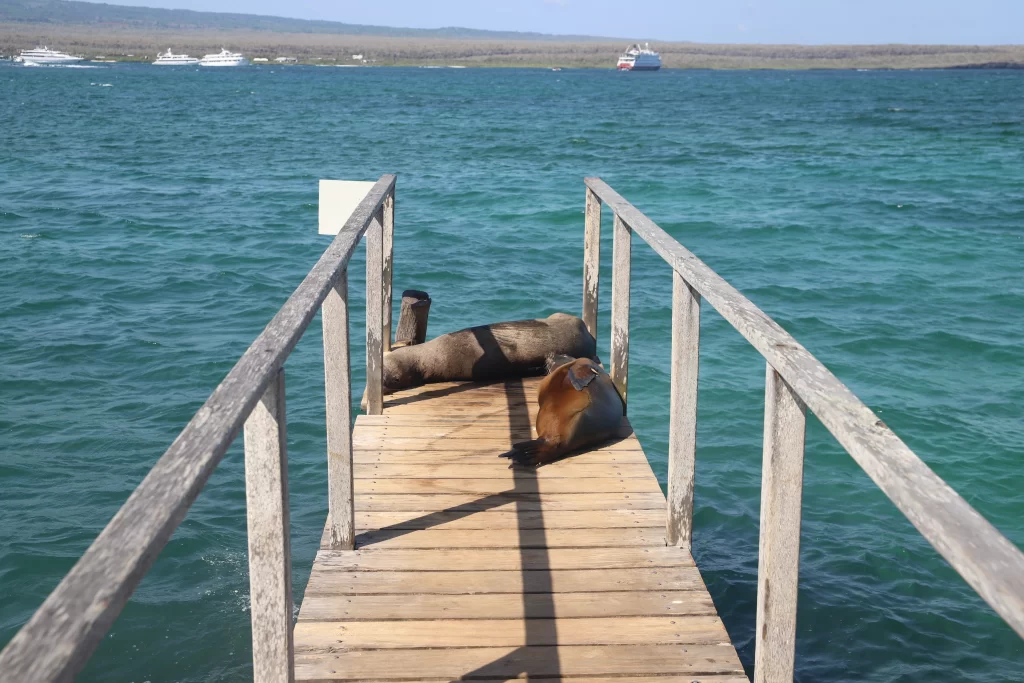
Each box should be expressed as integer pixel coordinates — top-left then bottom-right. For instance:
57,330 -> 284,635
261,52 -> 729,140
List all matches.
0,174 -> 397,683
582,177 -> 1024,682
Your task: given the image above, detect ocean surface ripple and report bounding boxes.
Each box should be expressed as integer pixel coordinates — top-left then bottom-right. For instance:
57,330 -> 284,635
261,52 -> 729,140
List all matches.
1,64 -> 1022,681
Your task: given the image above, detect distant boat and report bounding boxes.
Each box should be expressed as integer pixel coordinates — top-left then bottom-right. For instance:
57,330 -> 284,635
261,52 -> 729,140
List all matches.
199,49 -> 247,67
617,43 -> 661,71
18,46 -> 83,66
153,49 -> 199,66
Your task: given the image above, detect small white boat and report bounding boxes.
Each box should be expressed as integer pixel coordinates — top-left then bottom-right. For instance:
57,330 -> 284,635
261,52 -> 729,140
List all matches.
18,46 -> 84,66
617,43 -> 662,71
153,49 -> 199,66
199,49 -> 247,67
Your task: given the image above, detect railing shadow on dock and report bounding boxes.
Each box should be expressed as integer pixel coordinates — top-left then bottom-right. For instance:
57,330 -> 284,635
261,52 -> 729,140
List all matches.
1,172 -> 1022,683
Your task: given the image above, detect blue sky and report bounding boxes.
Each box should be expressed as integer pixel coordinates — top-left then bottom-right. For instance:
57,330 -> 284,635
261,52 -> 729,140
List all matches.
103,0 -> 1024,44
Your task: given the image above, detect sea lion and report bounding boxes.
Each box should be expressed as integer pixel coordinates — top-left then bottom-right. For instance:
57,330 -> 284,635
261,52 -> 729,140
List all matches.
501,355 -> 625,467
378,312 -> 597,395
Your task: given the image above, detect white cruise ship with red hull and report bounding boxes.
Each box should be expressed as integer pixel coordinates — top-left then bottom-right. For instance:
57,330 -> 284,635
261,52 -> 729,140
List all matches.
617,43 -> 662,71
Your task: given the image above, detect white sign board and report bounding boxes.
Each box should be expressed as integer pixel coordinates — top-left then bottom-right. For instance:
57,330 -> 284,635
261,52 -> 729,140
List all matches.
318,180 -> 376,235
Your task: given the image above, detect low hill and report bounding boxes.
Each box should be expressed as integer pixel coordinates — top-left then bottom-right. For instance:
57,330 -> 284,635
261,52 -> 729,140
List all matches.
0,0 -> 613,41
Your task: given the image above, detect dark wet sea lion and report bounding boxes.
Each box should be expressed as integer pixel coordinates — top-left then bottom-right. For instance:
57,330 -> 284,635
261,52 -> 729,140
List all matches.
379,313 -> 597,395
501,356 -> 625,467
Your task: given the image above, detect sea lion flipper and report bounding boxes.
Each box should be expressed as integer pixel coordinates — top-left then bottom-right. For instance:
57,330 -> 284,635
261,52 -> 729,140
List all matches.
500,438 -> 562,468
567,364 -> 598,391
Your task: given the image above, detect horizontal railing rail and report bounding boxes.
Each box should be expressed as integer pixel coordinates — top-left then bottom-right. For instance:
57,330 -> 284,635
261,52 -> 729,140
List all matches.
582,177 -> 1024,682
0,174 -> 397,683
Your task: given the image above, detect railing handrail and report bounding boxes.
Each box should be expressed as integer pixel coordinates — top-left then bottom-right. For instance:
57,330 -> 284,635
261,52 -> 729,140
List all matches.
583,177 -> 1024,658
0,174 -> 396,683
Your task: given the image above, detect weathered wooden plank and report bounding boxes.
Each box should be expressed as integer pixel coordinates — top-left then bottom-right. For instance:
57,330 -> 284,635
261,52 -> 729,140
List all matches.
667,271 -> 701,549
314,546 -> 695,572
364,209 -> 384,416
585,176 -> 1024,638
303,566 -> 705,597
350,508 -> 665,531
582,186 -> 601,338
352,421 -> 632,437
295,677 -> 746,683
353,477 -> 662,496
350,437 -> 642,452
353,450 -> 650,467
381,189 -> 394,352
299,592 -> 713,622
294,643 -> 744,680
352,462 -> 655,479
610,212 -> 631,405
243,369 -> 294,683
754,365 -> 806,683
354,526 -> 666,550
352,492 -> 667,511
0,175 -> 397,683
294,616 -> 729,649
323,273 -> 354,551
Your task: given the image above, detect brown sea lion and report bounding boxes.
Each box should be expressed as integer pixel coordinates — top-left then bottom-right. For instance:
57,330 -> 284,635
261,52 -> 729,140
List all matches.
501,355 -> 625,467
379,312 -> 597,395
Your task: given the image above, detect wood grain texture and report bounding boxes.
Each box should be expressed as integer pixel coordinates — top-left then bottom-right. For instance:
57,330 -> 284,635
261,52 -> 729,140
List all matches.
352,476 -> 662,496
352,492 -> 668,511
667,271 -> 701,548
314,546 -> 693,572
585,176 -> 1024,639
364,208 -> 384,415
299,592 -> 713,621
583,186 -> 601,338
0,174 -> 396,683
610,212 -> 631,405
349,508 -> 665,530
322,273 -> 354,551
754,366 -> 806,683
381,189 -> 394,352
294,616 -> 729,648
353,526 -> 667,550
294,644 -> 744,680
303,566 -> 706,596
243,369 -> 295,683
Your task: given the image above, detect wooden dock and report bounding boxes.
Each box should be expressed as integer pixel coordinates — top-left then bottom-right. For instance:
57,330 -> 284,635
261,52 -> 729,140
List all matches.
2,173 -> 1021,683
295,377 -> 746,682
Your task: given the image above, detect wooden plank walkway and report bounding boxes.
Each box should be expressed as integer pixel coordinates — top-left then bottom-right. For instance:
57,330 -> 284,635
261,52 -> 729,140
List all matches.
295,376 -> 746,682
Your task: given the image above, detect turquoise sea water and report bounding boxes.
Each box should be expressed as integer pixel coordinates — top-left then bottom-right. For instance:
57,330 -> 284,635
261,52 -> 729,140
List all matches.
1,63 -> 1023,681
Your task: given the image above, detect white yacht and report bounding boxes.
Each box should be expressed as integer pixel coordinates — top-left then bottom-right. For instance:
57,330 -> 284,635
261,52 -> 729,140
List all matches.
18,46 -> 84,66
199,49 -> 247,67
153,49 -> 199,66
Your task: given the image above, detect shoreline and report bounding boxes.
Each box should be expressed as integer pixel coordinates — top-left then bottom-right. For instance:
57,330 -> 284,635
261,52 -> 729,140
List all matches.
2,23 -> 1023,70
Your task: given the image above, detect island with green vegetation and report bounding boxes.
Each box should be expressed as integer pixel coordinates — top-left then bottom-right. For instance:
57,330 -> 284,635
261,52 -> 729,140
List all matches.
2,0 -> 1022,69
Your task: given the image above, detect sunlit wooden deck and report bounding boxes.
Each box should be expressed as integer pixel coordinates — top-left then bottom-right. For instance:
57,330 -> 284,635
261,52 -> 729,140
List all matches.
294,376 -> 746,682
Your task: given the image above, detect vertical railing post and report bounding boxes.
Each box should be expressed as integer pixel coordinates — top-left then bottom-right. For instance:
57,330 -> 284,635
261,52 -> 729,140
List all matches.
243,368 -> 294,683
666,271 -> 701,548
754,364 -> 807,683
323,271 -> 354,550
610,213 -> 631,406
382,188 -> 395,352
582,187 -> 601,339
365,207 -> 385,415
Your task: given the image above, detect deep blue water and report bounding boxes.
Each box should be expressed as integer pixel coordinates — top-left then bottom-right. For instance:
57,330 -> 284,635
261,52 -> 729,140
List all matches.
1,63 -> 1023,681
